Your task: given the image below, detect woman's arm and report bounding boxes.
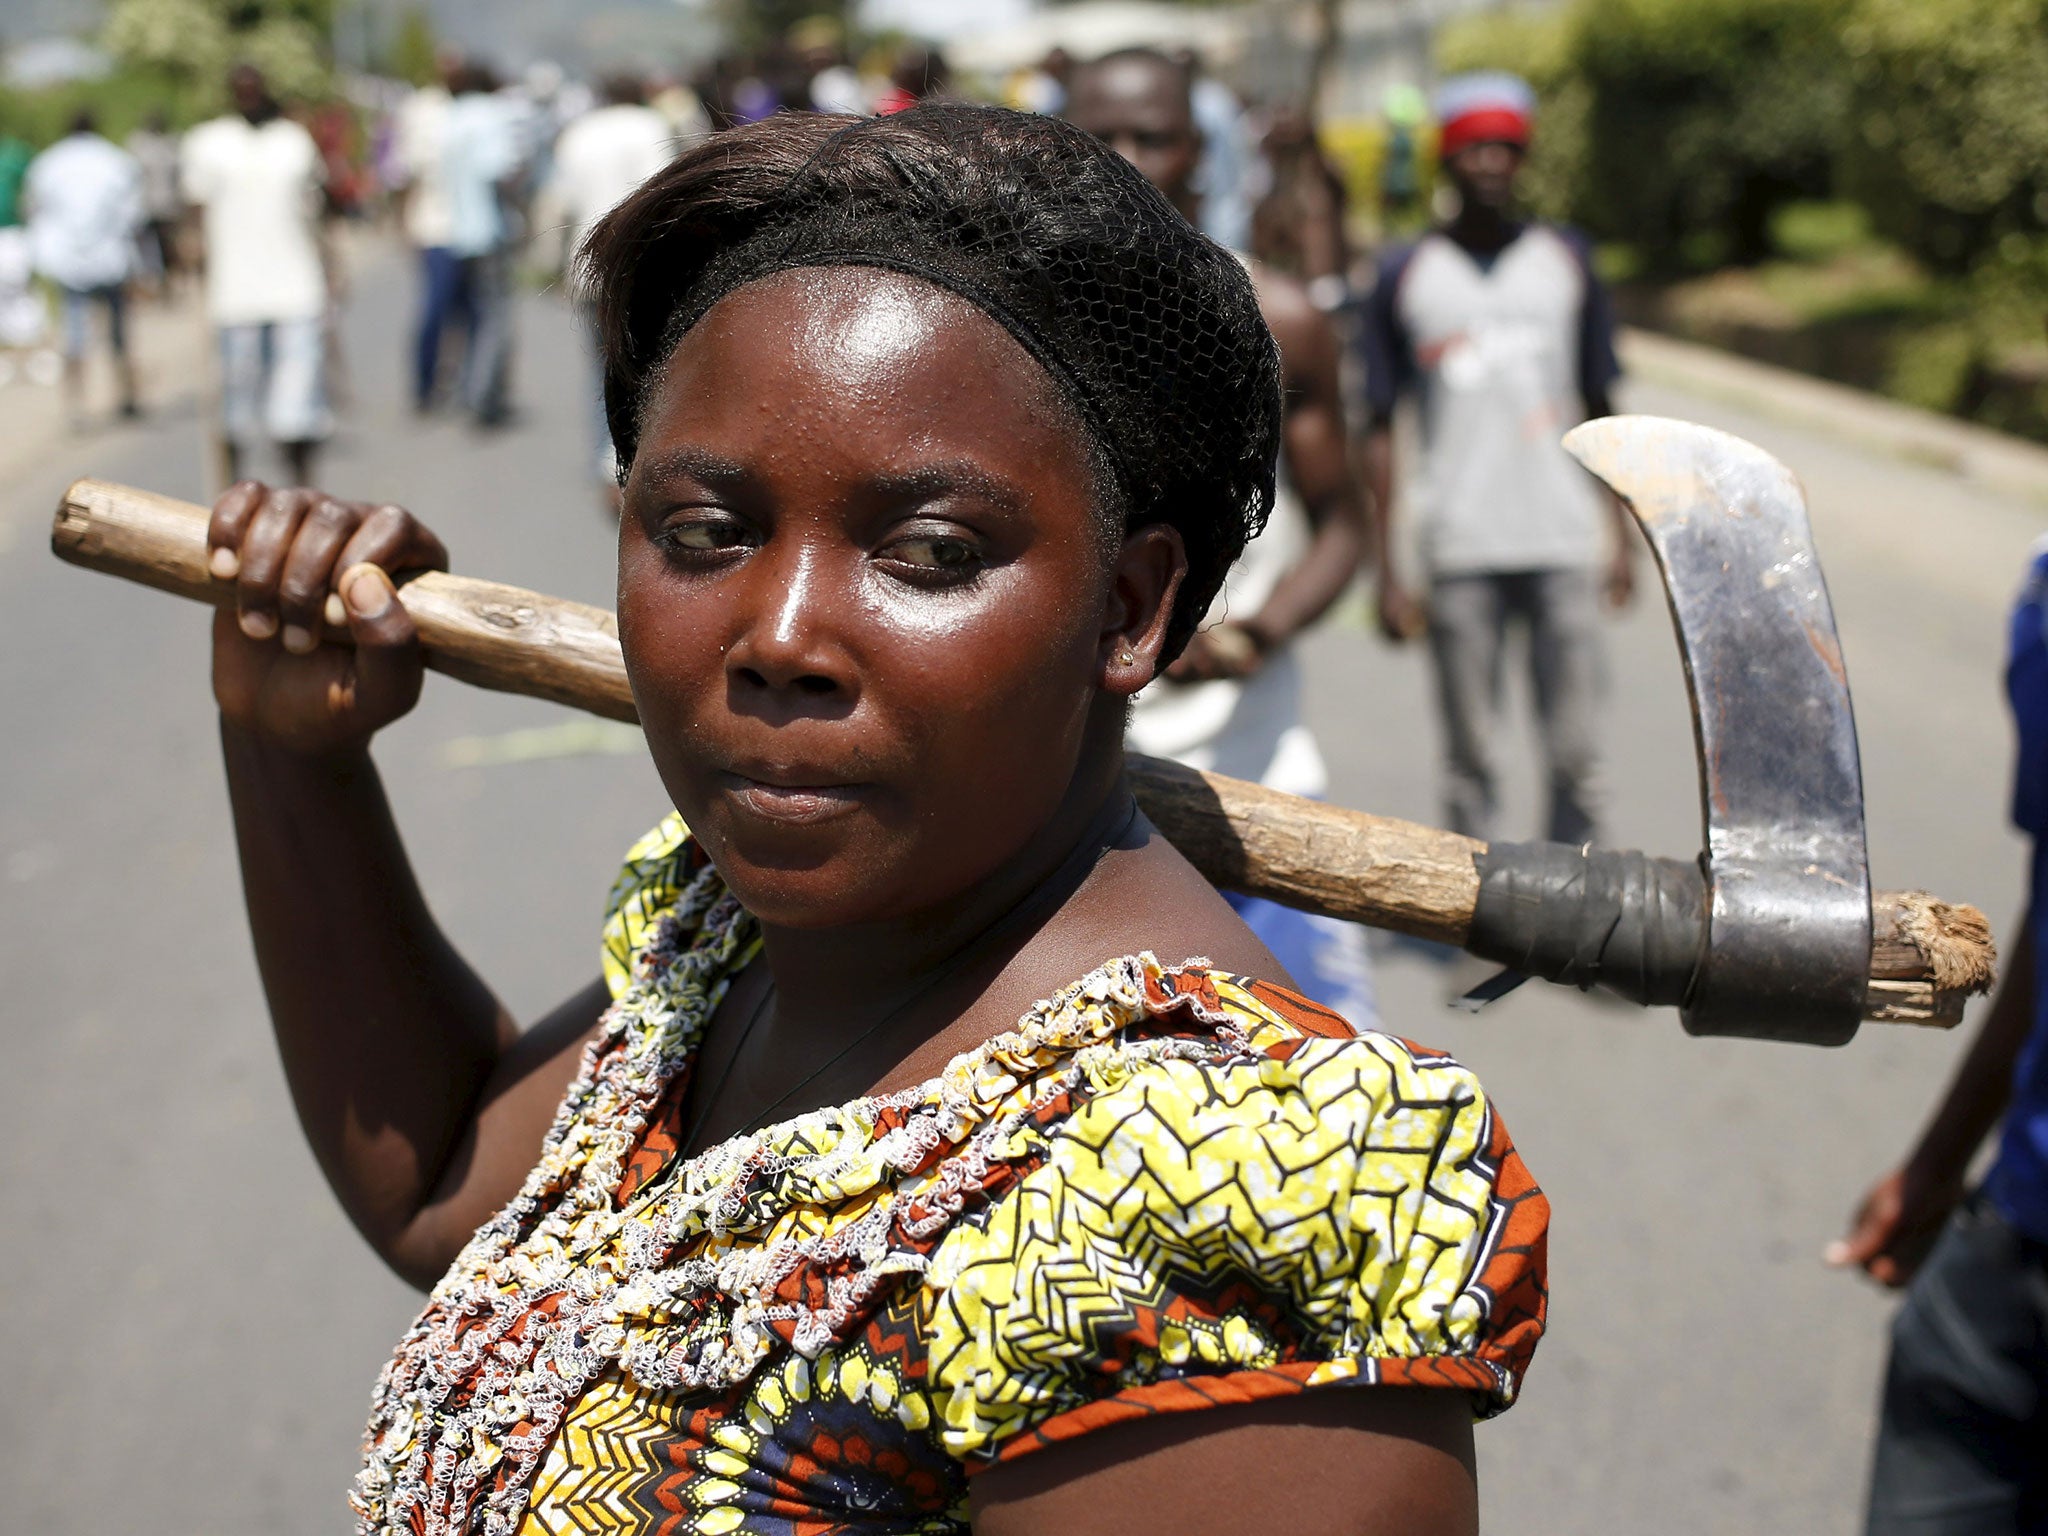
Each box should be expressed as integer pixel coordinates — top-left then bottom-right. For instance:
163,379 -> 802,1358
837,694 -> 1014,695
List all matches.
971,1389 -> 1477,1536
210,483 -> 607,1288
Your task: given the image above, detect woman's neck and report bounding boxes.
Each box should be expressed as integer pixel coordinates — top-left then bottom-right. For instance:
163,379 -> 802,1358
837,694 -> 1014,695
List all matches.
752,747 -> 1136,1028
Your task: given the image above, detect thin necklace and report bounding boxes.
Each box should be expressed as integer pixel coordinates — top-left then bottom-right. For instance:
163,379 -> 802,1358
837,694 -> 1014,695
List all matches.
677,976 -> 777,1154
689,791 -> 1143,1151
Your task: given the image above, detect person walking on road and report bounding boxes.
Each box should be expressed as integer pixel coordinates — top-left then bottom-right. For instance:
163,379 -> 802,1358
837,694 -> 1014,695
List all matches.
24,111 -> 144,427
182,65 -> 332,485
1831,544 -> 2048,1533
546,72 -> 682,502
127,110 -> 184,295
392,57 -> 465,413
1068,49 -> 1377,1025
1361,72 -> 1636,849
439,61 -> 528,429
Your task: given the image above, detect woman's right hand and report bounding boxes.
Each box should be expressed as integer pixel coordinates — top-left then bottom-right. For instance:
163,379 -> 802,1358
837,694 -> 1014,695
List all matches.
208,482 -> 449,755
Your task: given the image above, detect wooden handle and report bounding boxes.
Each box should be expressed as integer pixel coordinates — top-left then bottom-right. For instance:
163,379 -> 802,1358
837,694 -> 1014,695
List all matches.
52,477 -> 1992,1028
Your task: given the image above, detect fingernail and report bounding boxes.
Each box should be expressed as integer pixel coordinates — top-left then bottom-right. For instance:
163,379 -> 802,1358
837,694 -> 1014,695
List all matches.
282,624 -> 315,655
344,566 -> 391,618
240,609 -> 277,640
209,547 -> 239,579
323,593 -> 347,629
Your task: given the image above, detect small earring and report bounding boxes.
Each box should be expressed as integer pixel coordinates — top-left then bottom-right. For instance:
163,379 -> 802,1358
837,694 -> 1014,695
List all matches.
1118,646 -> 1136,665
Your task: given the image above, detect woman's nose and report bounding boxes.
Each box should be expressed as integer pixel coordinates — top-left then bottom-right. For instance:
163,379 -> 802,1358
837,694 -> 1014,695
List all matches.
725,546 -> 853,698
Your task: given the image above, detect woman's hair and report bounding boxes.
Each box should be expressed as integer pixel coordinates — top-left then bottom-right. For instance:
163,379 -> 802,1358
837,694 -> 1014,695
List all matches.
580,105 -> 1282,664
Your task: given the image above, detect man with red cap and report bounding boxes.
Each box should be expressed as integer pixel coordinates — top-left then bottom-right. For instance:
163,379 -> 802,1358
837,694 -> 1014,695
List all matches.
1361,72 -> 1636,860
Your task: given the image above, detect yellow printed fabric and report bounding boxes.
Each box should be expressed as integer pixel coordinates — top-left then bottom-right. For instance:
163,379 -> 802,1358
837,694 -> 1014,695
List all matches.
353,824 -> 1549,1536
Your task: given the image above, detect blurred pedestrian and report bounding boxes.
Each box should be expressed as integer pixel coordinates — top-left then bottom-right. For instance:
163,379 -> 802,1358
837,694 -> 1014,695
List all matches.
182,64 -> 333,485
1251,103 -> 1350,309
24,110 -> 144,426
1068,49 -> 1377,1025
1176,48 -> 1255,254
0,130 -> 46,370
1830,544 -> 2048,1532
548,72 -> 682,504
392,55 -> 464,413
441,60 -> 528,428
791,16 -> 869,115
1008,46 -> 1071,116
127,110 -> 184,296
1361,72 -> 1636,850
875,45 -> 947,115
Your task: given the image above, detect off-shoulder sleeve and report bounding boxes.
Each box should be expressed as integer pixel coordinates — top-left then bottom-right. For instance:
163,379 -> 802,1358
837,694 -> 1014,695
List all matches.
598,812 -> 694,998
916,1028 -> 1548,1467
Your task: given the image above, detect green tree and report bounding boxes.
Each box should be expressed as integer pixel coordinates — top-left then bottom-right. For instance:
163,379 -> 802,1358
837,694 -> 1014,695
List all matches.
382,4 -> 440,87
1839,0 -> 2048,273
101,0 -> 332,105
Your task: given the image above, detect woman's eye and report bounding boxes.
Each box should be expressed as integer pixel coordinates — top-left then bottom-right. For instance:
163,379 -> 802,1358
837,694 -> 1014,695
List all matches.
885,535 -> 983,573
656,514 -> 751,553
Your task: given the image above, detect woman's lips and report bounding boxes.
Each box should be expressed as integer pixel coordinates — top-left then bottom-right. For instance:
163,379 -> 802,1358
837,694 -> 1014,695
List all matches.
718,772 -> 870,826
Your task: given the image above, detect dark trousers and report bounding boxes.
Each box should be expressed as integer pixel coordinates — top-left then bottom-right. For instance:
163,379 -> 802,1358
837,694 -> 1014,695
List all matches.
412,245 -> 471,408
1866,1194 -> 2048,1534
1426,567 -> 1604,846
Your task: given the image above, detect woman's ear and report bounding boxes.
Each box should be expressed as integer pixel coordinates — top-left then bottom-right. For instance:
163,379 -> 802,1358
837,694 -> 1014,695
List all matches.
1099,523 -> 1185,697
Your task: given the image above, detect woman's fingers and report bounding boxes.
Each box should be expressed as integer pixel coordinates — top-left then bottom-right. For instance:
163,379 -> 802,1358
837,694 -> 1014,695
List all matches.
338,564 -> 425,724
335,503 -> 449,584
234,486 -> 319,641
206,480 -> 267,580
276,496 -> 363,653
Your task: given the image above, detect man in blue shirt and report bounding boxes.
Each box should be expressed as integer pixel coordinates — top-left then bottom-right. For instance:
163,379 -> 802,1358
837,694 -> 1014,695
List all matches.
1832,544 -> 2048,1531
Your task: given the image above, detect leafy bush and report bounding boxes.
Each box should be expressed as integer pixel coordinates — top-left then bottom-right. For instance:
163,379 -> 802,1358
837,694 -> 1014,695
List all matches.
1837,0 -> 2048,273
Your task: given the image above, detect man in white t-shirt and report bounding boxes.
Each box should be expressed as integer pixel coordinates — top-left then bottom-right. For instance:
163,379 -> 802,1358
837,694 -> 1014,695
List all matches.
440,61 -> 528,428
181,65 -> 331,484
547,73 -> 683,501
1362,74 -> 1636,851
24,111 -> 144,424
391,59 -> 461,412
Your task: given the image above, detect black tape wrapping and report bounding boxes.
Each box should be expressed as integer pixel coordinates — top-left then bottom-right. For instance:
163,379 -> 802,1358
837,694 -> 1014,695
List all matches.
1467,842 -> 1708,1008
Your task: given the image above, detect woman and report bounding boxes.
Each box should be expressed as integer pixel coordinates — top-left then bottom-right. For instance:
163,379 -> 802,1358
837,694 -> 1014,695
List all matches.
204,107 -> 1545,1536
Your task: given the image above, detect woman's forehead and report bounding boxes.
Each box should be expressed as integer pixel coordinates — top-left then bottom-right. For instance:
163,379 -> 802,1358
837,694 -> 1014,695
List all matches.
652,267 -> 1086,458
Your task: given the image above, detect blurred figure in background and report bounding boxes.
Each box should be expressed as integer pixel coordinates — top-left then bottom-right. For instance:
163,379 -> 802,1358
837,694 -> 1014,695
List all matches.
182,64 -> 332,485
127,110 -> 183,296
1067,48 -> 1377,1024
793,16 -> 870,115
650,71 -> 714,141
392,54 -> 463,413
1008,46 -> 1071,116
1378,83 -> 1427,235
25,110 -> 143,427
1251,102 -> 1350,309
1176,47 -> 1255,254
1362,72 -> 1634,852
440,60 -> 528,429
0,130 -> 48,377
547,72 -> 683,506
875,45 -> 947,115
1831,544 -> 2048,1533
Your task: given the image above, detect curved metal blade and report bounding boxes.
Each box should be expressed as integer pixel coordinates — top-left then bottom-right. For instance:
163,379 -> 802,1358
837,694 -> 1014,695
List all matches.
1563,415 -> 1870,1045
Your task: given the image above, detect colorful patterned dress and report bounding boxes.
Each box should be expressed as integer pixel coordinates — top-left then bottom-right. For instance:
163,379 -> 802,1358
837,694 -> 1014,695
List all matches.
352,816 -> 1549,1536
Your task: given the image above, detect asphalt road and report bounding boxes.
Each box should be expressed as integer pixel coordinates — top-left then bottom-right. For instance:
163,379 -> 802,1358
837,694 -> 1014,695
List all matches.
1,246 -> 2038,1534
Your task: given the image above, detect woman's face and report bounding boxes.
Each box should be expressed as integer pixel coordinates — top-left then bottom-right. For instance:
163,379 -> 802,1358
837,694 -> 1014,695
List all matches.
618,267 -> 1179,928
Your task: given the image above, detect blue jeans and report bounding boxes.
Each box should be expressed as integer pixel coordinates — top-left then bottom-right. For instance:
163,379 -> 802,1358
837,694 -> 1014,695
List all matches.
1866,1194 -> 2048,1534
412,246 -> 472,408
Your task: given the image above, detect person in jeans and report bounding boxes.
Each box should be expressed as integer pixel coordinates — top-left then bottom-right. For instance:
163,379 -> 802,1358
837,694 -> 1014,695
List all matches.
1830,544 -> 2048,1533
439,60 -> 528,429
1360,72 -> 1636,848
181,65 -> 331,485
24,110 -> 143,425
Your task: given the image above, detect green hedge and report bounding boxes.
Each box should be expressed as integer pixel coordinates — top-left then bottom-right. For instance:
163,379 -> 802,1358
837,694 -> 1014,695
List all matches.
1437,0 -> 2046,278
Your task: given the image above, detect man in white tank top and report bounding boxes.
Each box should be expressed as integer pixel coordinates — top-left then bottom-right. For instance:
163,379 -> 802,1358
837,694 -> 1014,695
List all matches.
1067,50 -> 1377,1026
1362,73 -> 1637,849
